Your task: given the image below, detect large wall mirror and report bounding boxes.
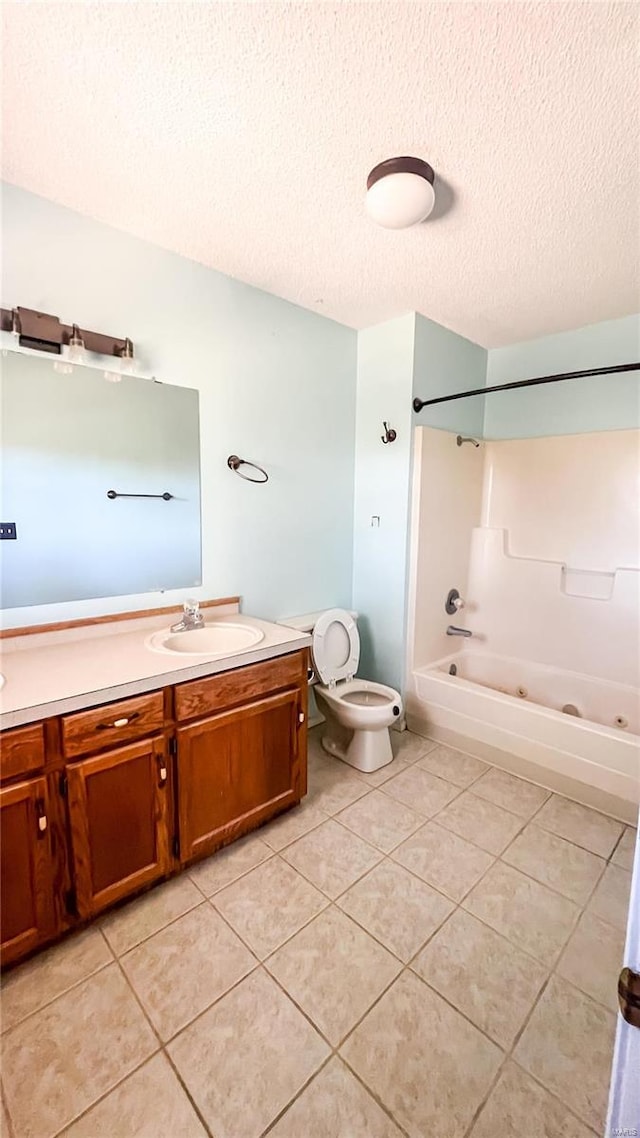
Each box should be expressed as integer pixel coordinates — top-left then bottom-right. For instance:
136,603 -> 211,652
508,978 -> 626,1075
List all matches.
1,350 -> 202,609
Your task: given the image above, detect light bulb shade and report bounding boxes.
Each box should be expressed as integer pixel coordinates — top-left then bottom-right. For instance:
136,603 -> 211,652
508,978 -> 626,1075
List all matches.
119,337 -> 136,374
66,323 -> 86,364
366,157 -> 435,229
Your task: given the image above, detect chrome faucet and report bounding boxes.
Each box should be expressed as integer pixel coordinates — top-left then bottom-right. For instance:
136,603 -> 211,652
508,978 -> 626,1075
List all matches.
170,600 -> 205,633
446,625 -> 473,638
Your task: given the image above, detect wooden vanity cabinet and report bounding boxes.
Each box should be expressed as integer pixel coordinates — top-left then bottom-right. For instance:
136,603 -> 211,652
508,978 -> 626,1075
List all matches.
66,736 -> 172,919
174,651 -> 308,863
177,688 -> 304,862
0,775 -> 56,966
0,647 -> 308,967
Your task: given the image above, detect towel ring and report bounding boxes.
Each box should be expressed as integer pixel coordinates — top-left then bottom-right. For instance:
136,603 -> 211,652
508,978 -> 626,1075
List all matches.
227,455 -> 269,484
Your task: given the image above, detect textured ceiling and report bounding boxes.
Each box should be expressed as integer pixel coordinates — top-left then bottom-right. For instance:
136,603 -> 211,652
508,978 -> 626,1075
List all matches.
2,1 -> 639,346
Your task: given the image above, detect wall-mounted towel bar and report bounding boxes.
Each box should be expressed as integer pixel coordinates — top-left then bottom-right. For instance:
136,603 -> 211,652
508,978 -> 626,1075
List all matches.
227,455 -> 269,483
107,490 -> 174,500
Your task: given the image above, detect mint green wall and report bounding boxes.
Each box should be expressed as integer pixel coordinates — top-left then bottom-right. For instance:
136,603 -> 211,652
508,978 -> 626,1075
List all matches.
352,312 -> 487,691
1,183 -> 357,628
413,313 -> 487,437
484,315 -> 640,438
352,314 -> 416,690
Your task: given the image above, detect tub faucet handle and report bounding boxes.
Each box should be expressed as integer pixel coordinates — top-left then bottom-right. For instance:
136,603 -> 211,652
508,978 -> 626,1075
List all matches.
445,588 -> 465,615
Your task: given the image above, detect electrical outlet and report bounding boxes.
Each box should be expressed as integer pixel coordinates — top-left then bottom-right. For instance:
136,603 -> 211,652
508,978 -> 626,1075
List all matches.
0,522 -> 17,540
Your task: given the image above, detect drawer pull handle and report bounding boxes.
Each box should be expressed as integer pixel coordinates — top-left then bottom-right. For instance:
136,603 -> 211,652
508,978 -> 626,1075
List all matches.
157,756 -> 168,785
298,712 -> 305,724
95,712 -> 140,731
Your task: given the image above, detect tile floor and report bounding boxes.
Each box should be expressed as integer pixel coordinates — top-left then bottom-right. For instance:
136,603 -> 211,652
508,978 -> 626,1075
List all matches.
1,728 -> 634,1138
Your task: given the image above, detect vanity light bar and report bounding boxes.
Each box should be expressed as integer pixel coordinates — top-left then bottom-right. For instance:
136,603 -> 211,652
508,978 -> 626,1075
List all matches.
0,305 -> 133,359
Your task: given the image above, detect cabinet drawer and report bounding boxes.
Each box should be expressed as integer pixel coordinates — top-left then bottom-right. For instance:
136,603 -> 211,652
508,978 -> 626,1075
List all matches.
175,650 -> 306,722
1,723 -> 45,781
62,692 -> 165,759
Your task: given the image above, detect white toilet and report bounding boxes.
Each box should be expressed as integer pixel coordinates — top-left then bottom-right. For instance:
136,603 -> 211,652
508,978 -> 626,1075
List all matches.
309,608 -> 403,773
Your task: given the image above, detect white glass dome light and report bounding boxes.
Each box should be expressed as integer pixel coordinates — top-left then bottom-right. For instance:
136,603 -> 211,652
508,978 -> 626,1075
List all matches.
366,157 -> 436,229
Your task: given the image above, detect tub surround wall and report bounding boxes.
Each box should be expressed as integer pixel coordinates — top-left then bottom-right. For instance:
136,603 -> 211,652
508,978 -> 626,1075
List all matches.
466,430 -> 640,686
410,426 -> 640,686
407,428 -> 484,672
1,183 -> 357,630
407,423 -> 640,812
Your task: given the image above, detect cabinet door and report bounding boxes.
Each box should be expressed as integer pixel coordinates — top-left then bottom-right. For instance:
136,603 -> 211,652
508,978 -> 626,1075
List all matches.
1,777 -> 56,966
177,689 -> 303,863
67,737 -> 171,919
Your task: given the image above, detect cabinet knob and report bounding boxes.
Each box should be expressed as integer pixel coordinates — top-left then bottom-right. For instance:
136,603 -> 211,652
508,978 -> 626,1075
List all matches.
35,797 -> 47,836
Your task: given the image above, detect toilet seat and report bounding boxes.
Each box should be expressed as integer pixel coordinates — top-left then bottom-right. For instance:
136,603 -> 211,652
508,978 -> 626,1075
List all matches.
311,608 -> 360,686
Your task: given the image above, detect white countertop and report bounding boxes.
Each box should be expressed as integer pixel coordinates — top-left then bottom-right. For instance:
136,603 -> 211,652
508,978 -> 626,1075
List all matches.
0,611 -> 310,729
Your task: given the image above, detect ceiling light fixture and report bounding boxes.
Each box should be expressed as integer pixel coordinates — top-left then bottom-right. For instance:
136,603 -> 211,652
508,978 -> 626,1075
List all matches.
366,156 -> 436,229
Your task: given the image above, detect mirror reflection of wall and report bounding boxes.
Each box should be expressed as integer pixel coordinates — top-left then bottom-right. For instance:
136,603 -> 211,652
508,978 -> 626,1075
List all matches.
0,351 -> 202,608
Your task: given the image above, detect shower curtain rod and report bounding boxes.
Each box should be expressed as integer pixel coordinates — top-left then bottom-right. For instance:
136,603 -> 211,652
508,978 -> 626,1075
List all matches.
412,362 -> 640,413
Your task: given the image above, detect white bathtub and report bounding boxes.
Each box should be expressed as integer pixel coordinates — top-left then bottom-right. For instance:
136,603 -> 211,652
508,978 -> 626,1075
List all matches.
408,650 -> 640,821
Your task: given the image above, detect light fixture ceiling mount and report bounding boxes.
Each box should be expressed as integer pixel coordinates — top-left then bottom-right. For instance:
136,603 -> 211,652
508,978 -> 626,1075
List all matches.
366,156 -> 436,229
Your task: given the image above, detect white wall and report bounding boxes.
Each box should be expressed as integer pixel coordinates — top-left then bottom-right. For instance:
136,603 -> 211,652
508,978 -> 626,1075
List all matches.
1,183 -> 357,628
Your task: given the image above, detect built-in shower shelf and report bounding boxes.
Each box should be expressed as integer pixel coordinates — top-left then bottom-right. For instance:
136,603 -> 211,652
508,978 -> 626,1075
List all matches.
475,528 -> 639,600
562,567 -> 615,601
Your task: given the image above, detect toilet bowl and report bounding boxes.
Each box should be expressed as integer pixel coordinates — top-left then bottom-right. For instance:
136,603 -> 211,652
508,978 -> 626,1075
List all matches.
310,609 -> 403,772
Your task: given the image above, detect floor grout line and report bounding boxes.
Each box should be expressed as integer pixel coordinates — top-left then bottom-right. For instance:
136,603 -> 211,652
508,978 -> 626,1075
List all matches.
507,1056 -> 602,1136
332,1056 -> 413,1138
160,1047 -> 216,1138
258,1052 -> 337,1138
101,894 -> 208,958
0,1078 -> 17,1138
0,956 -> 115,1038
47,1052 -> 163,1138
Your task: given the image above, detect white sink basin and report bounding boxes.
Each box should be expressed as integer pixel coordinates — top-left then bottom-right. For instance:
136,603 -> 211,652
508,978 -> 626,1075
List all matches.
146,622 -> 264,657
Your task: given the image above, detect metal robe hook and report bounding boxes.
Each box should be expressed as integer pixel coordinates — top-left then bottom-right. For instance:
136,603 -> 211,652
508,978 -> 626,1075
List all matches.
381,422 -> 397,444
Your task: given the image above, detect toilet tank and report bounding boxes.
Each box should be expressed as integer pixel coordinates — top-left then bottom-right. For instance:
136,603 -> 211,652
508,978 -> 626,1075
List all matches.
278,609 -> 358,635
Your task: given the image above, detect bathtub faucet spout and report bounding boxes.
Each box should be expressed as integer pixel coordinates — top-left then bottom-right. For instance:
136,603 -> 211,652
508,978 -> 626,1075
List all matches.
446,625 -> 473,637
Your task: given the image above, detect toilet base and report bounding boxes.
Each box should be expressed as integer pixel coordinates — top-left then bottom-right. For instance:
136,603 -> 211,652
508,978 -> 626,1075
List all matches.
321,725 -> 393,773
